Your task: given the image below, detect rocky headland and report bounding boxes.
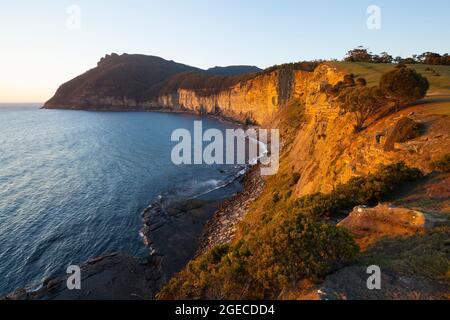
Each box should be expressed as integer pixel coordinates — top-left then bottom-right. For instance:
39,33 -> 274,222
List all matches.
25,54 -> 450,300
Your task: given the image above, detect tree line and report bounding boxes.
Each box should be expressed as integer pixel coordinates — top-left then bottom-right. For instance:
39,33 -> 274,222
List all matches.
344,46 -> 450,65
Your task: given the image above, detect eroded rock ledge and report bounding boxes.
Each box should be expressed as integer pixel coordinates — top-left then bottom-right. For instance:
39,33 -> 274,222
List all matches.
2,253 -> 163,300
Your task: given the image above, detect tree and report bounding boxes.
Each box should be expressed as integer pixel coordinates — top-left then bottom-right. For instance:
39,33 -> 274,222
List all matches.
343,74 -> 356,86
338,86 -> 387,132
376,52 -> 394,64
344,47 -> 373,62
379,66 -> 429,110
418,52 -> 442,65
356,78 -> 367,86
399,57 -> 418,64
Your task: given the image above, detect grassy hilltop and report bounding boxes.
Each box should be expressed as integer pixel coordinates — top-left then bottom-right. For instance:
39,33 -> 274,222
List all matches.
331,62 -> 450,116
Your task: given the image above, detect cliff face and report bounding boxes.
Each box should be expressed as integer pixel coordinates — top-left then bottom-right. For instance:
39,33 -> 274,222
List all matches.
156,63 -> 450,300
44,53 -> 312,125
271,65 -> 450,196
149,70 -> 288,124
45,57 -> 449,196
44,54 -> 268,118
150,69 -> 323,125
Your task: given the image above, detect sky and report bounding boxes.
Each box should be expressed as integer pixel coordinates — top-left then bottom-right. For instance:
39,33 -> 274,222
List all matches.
0,0 -> 449,103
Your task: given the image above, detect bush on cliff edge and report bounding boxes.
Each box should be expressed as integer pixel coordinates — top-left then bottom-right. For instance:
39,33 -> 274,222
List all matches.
156,217 -> 358,300
157,162 -> 423,300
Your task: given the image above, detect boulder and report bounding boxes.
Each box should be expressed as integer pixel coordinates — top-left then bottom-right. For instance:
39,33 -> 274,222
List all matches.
338,204 -> 430,250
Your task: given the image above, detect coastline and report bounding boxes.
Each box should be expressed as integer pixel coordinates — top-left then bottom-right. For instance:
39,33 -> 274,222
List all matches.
3,107 -> 263,300
197,164 -> 265,255
2,166 -> 261,300
41,105 -> 249,127
2,253 -> 163,300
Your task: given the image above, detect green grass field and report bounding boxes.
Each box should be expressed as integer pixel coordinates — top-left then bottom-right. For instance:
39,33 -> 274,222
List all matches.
330,61 -> 450,94
330,62 -> 450,116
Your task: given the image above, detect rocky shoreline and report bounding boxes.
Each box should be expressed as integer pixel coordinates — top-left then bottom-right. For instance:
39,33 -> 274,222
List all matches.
2,253 -> 163,300
197,164 -> 265,255
2,164 -> 261,300
42,104 -> 249,128
2,105 -> 265,300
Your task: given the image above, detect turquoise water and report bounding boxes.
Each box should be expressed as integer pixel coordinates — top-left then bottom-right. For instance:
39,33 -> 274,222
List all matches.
0,104 -> 242,294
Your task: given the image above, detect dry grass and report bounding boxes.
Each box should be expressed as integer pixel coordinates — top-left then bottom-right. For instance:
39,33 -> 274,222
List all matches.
330,62 -> 450,116
330,61 -> 450,94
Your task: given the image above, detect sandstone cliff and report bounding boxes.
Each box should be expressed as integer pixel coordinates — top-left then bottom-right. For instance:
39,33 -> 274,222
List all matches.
45,57 -> 450,197
286,65 -> 450,196
43,56 -> 450,299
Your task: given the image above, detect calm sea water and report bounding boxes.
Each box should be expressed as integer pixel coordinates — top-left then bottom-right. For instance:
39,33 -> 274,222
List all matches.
0,104 -> 242,294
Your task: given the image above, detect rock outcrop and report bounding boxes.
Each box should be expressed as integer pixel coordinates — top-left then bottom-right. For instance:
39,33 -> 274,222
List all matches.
338,204 -> 429,250
2,253 -> 162,300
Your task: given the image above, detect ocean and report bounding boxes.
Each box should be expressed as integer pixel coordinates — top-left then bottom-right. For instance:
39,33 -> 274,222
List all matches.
0,104 -> 244,294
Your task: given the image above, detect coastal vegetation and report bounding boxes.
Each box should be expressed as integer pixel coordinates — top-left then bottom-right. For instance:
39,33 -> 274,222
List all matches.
344,47 -> 450,66
337,85 -> 387,132
359,229 -> 450,281
322,65 -> 430,132
295,163 -> 423,218
379,65 -> 430,110
331,65 -> 429,132
156,162 -> 424,299
431,154 -> 450,173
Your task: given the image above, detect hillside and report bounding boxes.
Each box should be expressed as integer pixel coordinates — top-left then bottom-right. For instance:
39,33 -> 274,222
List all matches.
44,54 -> 201,109
206,65 -> 262,76
331,62 -> 450,116
44,54 -> 264,111
156,63 -> 450,300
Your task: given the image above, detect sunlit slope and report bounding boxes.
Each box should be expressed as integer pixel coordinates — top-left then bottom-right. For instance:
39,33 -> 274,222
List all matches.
331,62 -> 450,116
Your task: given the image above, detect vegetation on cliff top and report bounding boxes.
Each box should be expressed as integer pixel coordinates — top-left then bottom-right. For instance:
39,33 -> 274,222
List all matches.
344,47 -> 450,66
156,160 -> 424,299
158,71 -> 260,97
360,228 -> 450,281
333,65 -> 429,132
379,65 -> 430,110
330,61 -> 450,94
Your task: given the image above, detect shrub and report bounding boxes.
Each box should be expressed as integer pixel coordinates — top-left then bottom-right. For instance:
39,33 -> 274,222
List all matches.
379,66 -> 429,110
245,217 -> 359,293
272,192 -> 281,203
344,47 -> 373,63
360,230 -> 450,280
343,74 -> 356,86
338,86 -> 388,132
356,77 -> 367,86
157,217 -> 358,300
431,154 -> 450,173
291,173 -> 301,186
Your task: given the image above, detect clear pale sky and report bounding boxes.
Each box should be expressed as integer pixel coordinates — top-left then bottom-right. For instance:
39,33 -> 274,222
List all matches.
1,0 -> 449,103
